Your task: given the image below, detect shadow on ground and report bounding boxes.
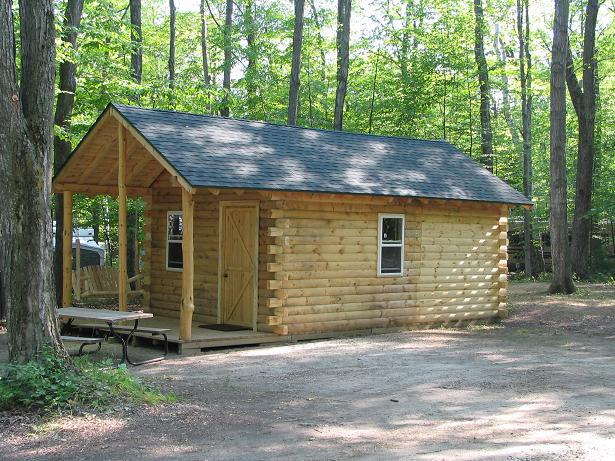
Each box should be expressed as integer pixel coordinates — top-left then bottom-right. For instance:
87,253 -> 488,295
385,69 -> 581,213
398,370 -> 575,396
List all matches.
2,282 -> 615,460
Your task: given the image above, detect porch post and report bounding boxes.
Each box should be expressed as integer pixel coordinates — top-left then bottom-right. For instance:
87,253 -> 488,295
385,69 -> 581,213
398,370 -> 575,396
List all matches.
61,191 -> 73,307
118,124 -> 128,312
180,187 -> 195,340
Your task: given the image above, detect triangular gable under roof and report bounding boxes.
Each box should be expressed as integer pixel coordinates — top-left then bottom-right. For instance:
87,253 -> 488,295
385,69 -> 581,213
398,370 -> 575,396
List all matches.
54,103 -> 532,206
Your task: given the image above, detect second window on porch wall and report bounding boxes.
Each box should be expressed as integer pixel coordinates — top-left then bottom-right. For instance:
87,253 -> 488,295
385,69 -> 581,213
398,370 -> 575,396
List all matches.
166,211 -> 183,271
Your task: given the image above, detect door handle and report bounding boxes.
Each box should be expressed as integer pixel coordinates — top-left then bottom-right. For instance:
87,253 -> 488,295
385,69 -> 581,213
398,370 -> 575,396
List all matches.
223,272 -> 229,278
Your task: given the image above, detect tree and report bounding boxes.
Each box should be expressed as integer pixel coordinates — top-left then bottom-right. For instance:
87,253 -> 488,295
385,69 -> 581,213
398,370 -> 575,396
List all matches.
549,0 -> 575,294
221,0 -> 234,117
128,0 -> 142,280
169,0 -> 176,94
243,0 -> 258,116
288,0 -> 305,125
0,0 -> 66,362
130,0 -> 142,84
472,0 -> 494,171
566,0 -> 600,278
200,0 -> 212,112
53,0 -> 84,308
333,0 -> 351,130
517,0 -> 534,276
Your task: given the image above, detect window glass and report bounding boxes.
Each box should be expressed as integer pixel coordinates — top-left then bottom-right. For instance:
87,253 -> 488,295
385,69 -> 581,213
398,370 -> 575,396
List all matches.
168,213 -> 183,241
167,242 -> 183,269
378,214 -> 404,276
380,246 -> 402,274
381,217 -> 402,243
167,212 -> 183,270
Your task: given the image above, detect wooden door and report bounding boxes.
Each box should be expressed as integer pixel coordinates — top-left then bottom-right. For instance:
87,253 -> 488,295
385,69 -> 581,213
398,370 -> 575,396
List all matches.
219,203 -> 258,328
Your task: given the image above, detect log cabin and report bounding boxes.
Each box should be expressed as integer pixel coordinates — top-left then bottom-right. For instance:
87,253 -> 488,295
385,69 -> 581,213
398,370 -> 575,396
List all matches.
53,104 -> 532,350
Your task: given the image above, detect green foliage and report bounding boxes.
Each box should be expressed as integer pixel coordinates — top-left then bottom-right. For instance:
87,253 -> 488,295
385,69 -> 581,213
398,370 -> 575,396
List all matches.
0,349 -> 174,412
52,0 -> 614,272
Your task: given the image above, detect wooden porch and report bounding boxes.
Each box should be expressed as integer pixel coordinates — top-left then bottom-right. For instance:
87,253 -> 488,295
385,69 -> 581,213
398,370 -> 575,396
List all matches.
71,315 -> 287,353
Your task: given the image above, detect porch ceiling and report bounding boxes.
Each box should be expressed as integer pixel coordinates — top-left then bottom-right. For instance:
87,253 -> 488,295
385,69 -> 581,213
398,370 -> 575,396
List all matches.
52,111 -> 168,197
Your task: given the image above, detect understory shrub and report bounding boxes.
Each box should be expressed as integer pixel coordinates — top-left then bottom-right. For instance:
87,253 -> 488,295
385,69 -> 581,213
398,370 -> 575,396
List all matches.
0,348 -> 174,412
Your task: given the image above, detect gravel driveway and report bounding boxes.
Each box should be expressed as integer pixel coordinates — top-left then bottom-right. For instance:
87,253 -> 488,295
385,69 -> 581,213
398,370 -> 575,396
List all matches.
2,282 -> 615,460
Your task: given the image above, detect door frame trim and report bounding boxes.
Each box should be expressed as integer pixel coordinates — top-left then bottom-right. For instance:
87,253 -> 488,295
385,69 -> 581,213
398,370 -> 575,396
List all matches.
217,200 -> 259,331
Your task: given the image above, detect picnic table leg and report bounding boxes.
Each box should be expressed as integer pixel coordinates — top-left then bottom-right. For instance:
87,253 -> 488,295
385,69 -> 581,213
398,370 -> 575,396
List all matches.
124,320 -> 168,366
107,320 -> 138,365
61,318 -> 74,335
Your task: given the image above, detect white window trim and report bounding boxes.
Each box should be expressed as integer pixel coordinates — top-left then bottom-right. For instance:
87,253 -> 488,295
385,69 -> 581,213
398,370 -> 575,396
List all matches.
166,210 -> 183,272
377,213 -> 405,277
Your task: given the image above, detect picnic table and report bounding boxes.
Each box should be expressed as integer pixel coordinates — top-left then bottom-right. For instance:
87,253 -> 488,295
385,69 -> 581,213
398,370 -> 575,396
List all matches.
57,307 -> 166,366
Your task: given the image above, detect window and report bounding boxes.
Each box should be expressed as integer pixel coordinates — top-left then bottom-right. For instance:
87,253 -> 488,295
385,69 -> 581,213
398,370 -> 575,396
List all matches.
166,211 -> 183,270
378,214 -> 404,276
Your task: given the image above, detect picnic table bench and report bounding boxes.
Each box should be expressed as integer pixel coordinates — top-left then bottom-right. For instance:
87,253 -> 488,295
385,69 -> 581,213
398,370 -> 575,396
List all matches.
58,307 -> 167,366
79,324 -> 169,357
60,335 -> 103,356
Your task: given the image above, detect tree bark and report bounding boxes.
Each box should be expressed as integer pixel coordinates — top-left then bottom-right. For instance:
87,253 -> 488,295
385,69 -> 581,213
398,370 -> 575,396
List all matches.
168,0 -> 176,93
53,0 -> 84,308
308,0 -> 329,124
288,0 -> 305,125
494,25 -> 521,154
549,0 -> 575,294
200,0 -> 212,112
333,0 -> 351,130
0,0 -> 66,362
472,0 -> 494,171
244,0 -> 257,116
130,0 -> 142,84
566,0 -> 599,279
220,0 -> 233,117
517,0 -> 534,276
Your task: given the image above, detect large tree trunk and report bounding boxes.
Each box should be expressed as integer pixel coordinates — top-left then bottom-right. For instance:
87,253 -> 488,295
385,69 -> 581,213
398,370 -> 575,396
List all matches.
288,0 -> 305,125
130,0 -> 142,84
333,0 -> 351,130
244,0 -> 258,116
0,0 -> 66,362
566,0 -> 599,279
517,0 -> 534,276
494,25 -> 521,154
549,0 -> 575,294
168,0 -> 176,93
308,0 -> 329,125
472,0 -> 494,171
200,0 -> 212,112
53,0 -> 84,308
220,0 -> 233,117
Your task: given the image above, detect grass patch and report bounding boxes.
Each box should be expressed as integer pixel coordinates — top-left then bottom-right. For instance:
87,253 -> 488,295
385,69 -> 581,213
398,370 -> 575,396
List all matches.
0,348 -> 174,413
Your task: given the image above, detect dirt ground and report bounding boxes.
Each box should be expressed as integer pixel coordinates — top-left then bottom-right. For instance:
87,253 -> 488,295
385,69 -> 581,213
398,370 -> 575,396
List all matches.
2,281 -> 615,461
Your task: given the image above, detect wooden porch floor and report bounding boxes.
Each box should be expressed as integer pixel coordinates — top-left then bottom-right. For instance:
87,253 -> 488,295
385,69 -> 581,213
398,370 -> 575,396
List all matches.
73,315 -> 289,353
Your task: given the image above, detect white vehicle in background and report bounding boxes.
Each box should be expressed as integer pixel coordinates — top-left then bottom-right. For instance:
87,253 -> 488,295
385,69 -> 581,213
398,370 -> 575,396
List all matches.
52,223 -> 105,268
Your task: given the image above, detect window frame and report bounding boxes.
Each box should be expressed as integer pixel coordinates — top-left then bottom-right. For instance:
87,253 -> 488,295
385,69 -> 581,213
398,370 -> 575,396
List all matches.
166,210 -> 183,272
377,213 -> 405,277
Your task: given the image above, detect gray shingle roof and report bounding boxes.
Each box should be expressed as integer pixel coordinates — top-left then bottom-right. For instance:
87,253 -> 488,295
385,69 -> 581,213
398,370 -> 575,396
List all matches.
113,103 -> 531,205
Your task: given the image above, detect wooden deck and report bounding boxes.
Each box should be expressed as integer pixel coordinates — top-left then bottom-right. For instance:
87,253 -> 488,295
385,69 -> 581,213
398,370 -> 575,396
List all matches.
72,315 -> 289,353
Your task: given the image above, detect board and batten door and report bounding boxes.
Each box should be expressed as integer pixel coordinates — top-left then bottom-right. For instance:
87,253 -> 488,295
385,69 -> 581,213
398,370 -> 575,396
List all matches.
218,202 -> 259,329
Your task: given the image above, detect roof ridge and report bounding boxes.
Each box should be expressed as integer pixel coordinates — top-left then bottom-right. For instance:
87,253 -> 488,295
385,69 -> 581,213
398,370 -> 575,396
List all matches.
112,103 -> 452,146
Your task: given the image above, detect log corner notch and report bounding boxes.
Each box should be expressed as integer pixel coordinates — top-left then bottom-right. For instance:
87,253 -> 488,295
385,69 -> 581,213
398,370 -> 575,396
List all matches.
180,186 -> 195,340
497,212 -> 510,318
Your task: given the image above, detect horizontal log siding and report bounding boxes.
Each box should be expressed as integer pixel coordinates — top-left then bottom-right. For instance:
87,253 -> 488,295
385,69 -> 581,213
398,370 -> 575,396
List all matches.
148,181 -> 278,330
264,196 -> 507,335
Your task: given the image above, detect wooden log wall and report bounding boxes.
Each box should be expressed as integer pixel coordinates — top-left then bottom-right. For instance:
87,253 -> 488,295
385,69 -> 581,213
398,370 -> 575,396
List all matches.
261,193 -> 509,336
146,175 -> 278,331
145,181 -> 510,336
